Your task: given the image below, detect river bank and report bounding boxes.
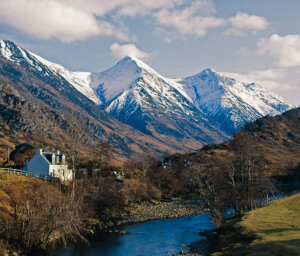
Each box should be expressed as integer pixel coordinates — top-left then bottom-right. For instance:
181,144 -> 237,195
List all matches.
3,197 -> 206,256
182,193 -> 300,256
88,197 -> 206,233
50,212 -> 213,256
0,171 -> 206,256
47,197 -> 207,256
121,197 -> 205,223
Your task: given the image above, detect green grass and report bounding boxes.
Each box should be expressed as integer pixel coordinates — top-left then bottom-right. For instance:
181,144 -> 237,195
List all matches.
210,194 -> 300,256
239,194 -> 300,255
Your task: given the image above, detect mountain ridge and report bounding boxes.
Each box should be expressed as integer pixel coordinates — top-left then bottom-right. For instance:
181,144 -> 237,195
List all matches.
0,47 -> 175,161
0,39 -> 294,155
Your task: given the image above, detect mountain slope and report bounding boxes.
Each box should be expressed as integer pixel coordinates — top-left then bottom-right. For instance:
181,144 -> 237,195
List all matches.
179,69 -> 292,134
0,40 -> 294,154
167,107 -> 300,175
91,56 -> 229,150
0,41 -> 175,161
0,40 -> 99,104
89,56 -> 292,146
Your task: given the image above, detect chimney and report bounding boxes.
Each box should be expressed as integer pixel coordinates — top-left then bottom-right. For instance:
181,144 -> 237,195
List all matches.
36,149 -> 42,155
56,150 -> 60,155
52,154 -> 55,164
62,154 -> 66,164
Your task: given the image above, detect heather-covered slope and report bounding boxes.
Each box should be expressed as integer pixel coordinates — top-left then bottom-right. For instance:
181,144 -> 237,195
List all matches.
0,56 -> 173,162
0,40 -> 294,154
0,41 -> 229,151
169,107 -> 300,173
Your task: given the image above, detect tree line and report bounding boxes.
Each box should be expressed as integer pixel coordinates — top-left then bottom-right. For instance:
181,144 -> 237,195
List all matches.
1,129 -> 297,254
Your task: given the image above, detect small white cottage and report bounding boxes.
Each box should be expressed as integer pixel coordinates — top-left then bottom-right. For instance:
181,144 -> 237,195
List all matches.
25,149 -> 73,182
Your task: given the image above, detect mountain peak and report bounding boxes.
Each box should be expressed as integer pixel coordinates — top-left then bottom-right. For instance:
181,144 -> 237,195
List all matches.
0,39 -> 17,55
0,39 -> 16,47
119,55 -> 140,62
200,68 -> 217,74
118,55 -> 144,63
0,39 -> 31,64
115,55 -> 159,76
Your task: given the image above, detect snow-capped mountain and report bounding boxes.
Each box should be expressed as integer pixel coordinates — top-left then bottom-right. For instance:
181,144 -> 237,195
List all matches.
0,40 -> 179,157
178,69 -> 293,134
0,40 -> 99,104
91,56 -> 292,137
90,56 -> 191,107
0,40 -> 294,151
0,41 -> 228,149
91,56 -> 229,149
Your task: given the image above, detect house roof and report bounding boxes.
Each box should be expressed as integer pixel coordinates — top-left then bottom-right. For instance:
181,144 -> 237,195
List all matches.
42,153 -> 66,165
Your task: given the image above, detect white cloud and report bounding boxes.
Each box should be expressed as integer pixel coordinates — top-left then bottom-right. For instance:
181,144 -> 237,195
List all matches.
257,34 -> 300,67
222,69 -> 294,92
225,12 -> 269,36
0,0 -> 129,42
65,0 -> 183,17
154,0 -> 226,38
110,43 -> 149,60
0,0 -> 277,46
0,0 -> 226,42
247,69 -> 284,81
115,0 -> 184,17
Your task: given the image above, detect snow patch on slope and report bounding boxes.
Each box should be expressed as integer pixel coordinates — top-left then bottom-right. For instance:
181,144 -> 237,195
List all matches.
0,40 -> 293,136
91,56 -> 193,106
30,52 -> 99,104
180,69 -> 293,131
0,40 -> 13,60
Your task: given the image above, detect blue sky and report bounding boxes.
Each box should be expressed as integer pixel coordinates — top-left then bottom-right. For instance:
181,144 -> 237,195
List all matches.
0,0 -> 299,105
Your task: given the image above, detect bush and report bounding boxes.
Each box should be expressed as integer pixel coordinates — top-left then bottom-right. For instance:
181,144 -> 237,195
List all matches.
0,174 -> 86,254
123,178 -> 161,204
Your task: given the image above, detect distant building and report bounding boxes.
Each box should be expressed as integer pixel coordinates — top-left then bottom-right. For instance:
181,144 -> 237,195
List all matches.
24,149 -> 73,182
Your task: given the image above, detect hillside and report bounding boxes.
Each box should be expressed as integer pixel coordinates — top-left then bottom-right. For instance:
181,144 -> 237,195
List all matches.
0,172 -> 87,255
0,173 -> 58,253
209,193 -> 300,256
0,40 -> 293,154
179,69 -> 292,134
0,55 -> 174,163
168,107 -> 300,174
95,56 -> 229,150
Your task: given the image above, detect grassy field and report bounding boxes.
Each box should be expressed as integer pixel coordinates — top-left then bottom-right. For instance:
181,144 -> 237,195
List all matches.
210,193 -> 300,256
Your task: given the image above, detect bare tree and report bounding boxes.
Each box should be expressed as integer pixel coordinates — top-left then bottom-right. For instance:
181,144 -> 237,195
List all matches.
140,153 -> 158,176
67,119 -> 85,198
1,185 -> 86,254
184,164 -> 229,228
90,141 -> 112,176
229,133 -> 267,212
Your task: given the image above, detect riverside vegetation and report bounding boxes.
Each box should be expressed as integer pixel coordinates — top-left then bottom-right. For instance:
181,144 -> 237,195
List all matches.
0,108 -> 299,255
0,148 -> 206,255
177,108 -> 300,255
201,193 -> 300,256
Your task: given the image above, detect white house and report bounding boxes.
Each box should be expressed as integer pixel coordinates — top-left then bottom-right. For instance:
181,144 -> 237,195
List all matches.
25,149 -> 73,182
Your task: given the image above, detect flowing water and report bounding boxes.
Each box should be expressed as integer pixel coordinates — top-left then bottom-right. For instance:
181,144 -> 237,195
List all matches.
50,213 -> 212,256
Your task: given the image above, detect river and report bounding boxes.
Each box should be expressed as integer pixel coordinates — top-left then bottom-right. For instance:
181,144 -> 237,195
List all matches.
50,213 -> 212,256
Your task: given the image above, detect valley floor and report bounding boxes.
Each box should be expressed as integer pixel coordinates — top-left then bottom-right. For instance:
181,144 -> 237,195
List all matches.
0,173 -> 205,255
192,193 -> 300,256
